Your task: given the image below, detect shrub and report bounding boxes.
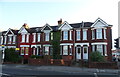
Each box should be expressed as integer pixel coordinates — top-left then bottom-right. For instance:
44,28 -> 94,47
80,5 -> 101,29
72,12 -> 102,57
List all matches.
90,51 -> 105,62
4,48 -> 22,63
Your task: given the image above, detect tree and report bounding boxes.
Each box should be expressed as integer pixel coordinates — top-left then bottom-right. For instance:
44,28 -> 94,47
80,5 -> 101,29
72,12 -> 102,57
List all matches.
90,51 -> 105,62
50,31 -> 61,59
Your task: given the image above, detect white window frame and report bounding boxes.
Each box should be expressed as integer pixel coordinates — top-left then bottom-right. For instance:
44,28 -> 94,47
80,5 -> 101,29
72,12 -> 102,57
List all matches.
92,30 -> 95,40
104,45 -> 107,56
104,29 -> 106,39
33,33 -> 36,43
45,33 -> 49,41
13,35 -> 16,44
96,28 -> 102,39
21,47 -> 24,55
37,33 -> 41,42
22,34 -> 25,43
63,31 -> 68,40
97,45 -> 103,55
70,30 -> 72,40
4,36 -> 7,44
60,46 -> 62,55
25,47 -> 29,55
69,45 -> 72,55
51,32 -> 53,40
26,34 -> 29,43
0,36 -> 3,44
45,46 -> 49,55
63,45 -> 68,55
83,29 -> 87,40
8,36 -> 12,44
76,30 -> 80,40
92,45 -> 95,52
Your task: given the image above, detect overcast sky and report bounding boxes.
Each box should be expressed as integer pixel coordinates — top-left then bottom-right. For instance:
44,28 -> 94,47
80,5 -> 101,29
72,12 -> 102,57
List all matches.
0,0 -> 119,49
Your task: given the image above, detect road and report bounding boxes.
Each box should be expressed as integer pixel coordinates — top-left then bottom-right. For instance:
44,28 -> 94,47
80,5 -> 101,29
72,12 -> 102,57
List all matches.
1,64 -> 119,77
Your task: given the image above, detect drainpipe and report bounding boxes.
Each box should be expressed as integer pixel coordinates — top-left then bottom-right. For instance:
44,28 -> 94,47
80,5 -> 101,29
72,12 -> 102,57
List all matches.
73,29 -> 76,61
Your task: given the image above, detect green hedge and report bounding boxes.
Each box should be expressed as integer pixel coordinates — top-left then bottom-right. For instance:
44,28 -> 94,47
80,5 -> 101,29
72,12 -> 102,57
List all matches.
4,48 -> 22,63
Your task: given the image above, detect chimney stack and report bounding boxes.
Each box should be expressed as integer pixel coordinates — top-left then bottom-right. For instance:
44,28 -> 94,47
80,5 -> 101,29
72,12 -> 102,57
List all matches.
58,19 -> 62,25
23,23 -> 29,29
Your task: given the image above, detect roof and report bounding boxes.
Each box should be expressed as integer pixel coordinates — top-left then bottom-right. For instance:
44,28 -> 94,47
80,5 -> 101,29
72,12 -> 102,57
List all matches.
70,22 -> 93,28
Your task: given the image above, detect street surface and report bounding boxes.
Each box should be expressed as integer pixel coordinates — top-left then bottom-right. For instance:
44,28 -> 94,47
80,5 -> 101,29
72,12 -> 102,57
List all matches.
1,64 -> 120,77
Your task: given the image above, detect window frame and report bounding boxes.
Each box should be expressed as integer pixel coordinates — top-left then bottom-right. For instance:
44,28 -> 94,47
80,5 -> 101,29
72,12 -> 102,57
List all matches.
83,29 -> 87,40
76,30 -> 80,40
63,45 -> 68,55
63,31 -> 68,40
45,33 -> 50,41
96,28 -> 102,39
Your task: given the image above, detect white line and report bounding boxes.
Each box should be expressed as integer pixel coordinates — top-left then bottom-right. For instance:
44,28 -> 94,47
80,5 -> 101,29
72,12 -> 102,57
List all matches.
0,73 -> 10,76
94,73 -> 98,77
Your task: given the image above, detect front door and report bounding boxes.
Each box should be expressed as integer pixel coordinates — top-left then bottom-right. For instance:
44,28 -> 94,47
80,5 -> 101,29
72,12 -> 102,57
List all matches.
83,46 -> 88,60
76,47 -> 81,59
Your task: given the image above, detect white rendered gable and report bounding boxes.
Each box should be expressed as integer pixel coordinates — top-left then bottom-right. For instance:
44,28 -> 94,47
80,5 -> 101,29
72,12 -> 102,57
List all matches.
5,28 -> 14,35
91,18 -> 108,28
58,21 -> 72,31
18,27 -> 28,34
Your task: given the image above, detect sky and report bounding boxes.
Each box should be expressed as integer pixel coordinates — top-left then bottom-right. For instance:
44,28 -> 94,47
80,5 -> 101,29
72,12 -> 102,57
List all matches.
0,0 -> 119,49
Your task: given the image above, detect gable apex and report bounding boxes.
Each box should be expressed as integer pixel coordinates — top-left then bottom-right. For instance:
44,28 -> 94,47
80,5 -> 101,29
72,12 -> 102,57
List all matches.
5,28 -> 14,35
58,21 -> 73,30
91,18 -> 109,28
18,26 -> 28,34
41,23 -> 53,32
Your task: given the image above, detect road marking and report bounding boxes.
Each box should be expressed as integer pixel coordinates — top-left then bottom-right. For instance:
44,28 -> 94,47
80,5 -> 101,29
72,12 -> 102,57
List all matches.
0,73 -> 10,76
94,73 -> 98,77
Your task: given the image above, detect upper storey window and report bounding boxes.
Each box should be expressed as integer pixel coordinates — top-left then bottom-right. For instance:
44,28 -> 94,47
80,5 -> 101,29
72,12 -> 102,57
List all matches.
96,28 -> 102,39
83,29 -> 87,40
45,33 -> 49,41
63,31 -> 68,40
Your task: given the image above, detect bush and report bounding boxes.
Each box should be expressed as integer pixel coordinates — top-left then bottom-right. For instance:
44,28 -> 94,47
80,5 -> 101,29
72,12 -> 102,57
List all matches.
30,55 -> 44,59
90,51 -> 105,62
4,48 -> 22,63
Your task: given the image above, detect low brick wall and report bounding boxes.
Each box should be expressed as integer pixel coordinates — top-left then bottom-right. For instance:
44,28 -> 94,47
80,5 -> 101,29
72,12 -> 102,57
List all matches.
89,62 -> 118,69
28,58 -> 71,66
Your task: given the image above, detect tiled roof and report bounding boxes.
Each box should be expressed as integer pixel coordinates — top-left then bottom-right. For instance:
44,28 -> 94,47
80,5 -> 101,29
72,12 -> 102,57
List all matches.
70,22 -> 93,28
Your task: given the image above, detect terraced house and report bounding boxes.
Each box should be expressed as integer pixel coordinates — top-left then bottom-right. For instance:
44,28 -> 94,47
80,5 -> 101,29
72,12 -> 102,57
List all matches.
0,18 -> 112,62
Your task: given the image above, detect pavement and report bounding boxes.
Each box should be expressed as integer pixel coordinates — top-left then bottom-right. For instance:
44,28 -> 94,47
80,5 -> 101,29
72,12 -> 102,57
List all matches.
1,64 -> 120,74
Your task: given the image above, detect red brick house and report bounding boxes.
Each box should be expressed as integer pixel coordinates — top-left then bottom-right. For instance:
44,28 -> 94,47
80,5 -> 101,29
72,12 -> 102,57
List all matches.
0,28 -> 18,50
0,18 -> 112,62
58,18 -> 112,61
